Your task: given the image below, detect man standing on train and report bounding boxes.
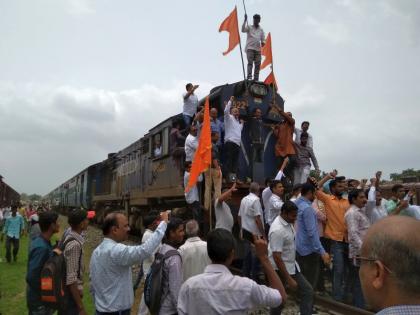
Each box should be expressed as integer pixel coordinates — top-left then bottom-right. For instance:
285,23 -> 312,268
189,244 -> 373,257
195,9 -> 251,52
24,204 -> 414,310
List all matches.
182,83 -> 199,126
242,14 -> 265,81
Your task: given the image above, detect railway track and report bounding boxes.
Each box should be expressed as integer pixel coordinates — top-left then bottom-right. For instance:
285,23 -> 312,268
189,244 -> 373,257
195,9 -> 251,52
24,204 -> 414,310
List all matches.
228,266 -> 373,315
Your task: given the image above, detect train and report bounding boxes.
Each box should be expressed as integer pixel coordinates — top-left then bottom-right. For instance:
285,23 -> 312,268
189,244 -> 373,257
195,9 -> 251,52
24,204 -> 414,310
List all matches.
44,80 -> 286,233
0,176 -> 20,207
44,79 -> 420,235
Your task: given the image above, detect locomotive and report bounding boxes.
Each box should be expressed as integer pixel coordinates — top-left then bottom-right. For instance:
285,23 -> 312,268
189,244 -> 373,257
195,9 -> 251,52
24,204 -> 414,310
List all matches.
44,80 -> 285,233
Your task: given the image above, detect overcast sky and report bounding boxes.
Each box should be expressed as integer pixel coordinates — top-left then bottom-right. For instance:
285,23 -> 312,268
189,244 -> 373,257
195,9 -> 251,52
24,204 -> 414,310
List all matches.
1,0 -> 419,195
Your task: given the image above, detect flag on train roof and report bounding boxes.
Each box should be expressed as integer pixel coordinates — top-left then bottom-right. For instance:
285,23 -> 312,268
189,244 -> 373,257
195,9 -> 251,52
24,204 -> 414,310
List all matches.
185,97 -> 212,192
261,32 -> 273,70
264,70 -> 278,90
219,7 -> 240,56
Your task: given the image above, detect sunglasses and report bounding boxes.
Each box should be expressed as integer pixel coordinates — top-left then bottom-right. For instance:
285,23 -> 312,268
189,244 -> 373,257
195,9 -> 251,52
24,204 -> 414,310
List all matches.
355,256 -> 393,274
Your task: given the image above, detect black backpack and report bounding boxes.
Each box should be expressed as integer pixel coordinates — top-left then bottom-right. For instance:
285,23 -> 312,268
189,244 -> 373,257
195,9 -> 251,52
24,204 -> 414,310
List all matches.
40,237 -> 82,312
144,249 -> 181,315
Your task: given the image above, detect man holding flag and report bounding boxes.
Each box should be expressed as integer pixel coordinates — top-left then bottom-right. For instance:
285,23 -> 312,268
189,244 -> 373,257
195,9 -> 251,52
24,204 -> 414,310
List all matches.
242,14 -> 265,81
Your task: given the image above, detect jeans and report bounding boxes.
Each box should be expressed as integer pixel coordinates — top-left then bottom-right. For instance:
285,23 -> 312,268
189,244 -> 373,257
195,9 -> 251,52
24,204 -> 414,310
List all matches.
349,263 -> 365,308
296,252 -> 320,289
182,114 -> 192,126
270,272 -> 313,315
246,49 -> 262,81
330,240 -> 349,302
223,141 -> 240,179
28,305 -> 54,315
5,236 -> 20,262
242,239 -> 261,281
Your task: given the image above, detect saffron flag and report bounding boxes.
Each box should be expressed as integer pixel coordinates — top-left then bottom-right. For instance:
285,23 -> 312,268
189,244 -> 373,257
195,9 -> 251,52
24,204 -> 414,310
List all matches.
264,71 -> 278,90
185,97 -> 212,192
261,32 -> 273,70
219,7 -> 240,56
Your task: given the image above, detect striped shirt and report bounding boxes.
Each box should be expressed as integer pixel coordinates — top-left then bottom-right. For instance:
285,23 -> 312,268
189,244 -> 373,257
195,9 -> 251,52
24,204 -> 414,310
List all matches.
376,305 -> 420,315
90,221 -> 167,312
63,230 -> 85,292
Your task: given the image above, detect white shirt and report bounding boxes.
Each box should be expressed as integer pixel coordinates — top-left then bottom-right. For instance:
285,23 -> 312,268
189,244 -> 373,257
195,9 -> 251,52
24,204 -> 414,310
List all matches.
183,93 -> 198,117
241,24 -> 265,52
268,216 -> 298,275
154,146 -> 162,157
184,172 -> 202,204
177,264 -> 281,315
224,100 -> 243,146
294,128 -> 313,149
90,222 -> 167,312
262,187 -> 272,224
267,194 -> 284,226
238,193 -> 264,236
367,187 -> 388,224
185,134 -> 198,162
215,199 -> 234,232
178,236 -> 211,282
141,229 -> 160,273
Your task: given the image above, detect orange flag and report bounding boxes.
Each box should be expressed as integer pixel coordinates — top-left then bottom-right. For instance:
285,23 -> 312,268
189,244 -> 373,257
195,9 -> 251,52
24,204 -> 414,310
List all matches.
219,7 -> 240,56
261,32 -> 273,70
264,71 -> 278,90
185,97 -> 212,192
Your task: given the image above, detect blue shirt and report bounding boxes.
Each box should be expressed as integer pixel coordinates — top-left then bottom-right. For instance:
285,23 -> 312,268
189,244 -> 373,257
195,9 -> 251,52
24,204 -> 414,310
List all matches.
376,305 -> 420,315
3,214 -> 25,239
26,236 -> 53,308
90,221 -> 167,312
295,196 -> 326,256
210,118 -> 224,145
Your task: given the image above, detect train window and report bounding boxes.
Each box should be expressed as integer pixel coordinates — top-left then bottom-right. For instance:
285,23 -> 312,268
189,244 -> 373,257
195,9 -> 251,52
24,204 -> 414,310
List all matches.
142,139 -> 150,154
152,128 -> 169,159
152,133 -> 162,158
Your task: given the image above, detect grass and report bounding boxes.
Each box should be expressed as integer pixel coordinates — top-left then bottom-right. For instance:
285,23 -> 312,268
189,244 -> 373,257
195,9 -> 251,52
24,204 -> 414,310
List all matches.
0,216 -> 95,315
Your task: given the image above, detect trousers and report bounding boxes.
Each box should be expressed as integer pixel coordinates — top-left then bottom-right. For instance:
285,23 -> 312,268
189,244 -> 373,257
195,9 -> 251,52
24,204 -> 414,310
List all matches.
204,168 -> 222,211
5,236 -> 20,262
246,49 -> 262,81
223,141 -> 240,178
270,271 -> 313,315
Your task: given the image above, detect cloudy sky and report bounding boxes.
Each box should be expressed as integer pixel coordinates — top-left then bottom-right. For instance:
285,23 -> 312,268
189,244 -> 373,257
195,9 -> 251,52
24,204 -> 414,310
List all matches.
1,0 -> 419,195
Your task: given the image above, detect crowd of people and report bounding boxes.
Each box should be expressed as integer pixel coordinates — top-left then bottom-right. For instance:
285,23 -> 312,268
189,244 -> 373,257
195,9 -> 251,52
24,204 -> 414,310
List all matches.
3,172 -> 417,315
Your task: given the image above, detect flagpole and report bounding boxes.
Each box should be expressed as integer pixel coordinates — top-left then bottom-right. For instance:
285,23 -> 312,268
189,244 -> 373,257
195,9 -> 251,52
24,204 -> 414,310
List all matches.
242,0 -> 249,28
236,6 -> 247,82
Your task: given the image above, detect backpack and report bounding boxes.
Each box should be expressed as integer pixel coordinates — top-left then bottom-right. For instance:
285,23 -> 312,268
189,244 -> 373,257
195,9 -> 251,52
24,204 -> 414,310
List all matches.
40,237 -> 82,312
144,249 -> 181,315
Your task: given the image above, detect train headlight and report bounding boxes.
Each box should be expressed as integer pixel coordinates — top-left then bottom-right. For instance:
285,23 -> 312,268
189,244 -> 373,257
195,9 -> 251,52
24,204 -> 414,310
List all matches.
249,83 -> 268,97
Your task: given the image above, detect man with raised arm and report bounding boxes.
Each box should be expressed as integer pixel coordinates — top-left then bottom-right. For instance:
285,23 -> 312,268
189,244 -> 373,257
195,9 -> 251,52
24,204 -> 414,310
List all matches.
316,171 -> 350,303
215,183 -> 237,232
178,229 -> 286,314
182,83 -> 199,126
242,14 -> 265,81
90,211 -> 168,315
224,96 -> 244,182
272,111 -> 296,182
